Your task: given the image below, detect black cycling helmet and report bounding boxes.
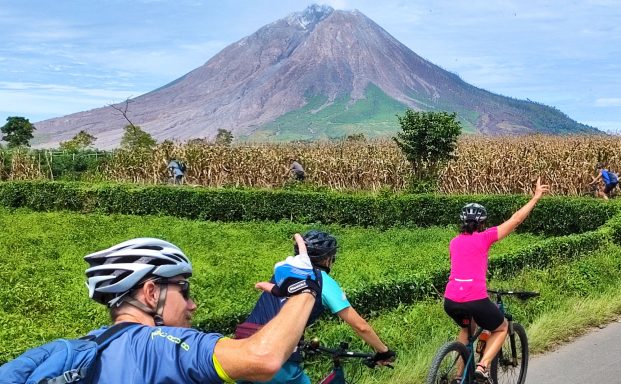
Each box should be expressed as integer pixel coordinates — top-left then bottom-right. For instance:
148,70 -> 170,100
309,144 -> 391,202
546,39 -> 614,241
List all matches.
294,230 -> 338,262
460,203 -> 487,224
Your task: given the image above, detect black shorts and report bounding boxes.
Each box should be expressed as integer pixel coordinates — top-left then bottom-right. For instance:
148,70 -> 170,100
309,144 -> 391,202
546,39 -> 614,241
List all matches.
444,297 -> 505,331
604,182 -> 618,194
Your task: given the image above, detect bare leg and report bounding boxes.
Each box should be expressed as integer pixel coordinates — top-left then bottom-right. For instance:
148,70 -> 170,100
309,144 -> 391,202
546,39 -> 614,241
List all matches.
478,319 -> 508,370
456,323 -> 475,377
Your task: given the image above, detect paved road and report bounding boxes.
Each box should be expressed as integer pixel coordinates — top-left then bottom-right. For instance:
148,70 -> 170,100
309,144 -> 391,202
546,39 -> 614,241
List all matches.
526,320 -> 621,383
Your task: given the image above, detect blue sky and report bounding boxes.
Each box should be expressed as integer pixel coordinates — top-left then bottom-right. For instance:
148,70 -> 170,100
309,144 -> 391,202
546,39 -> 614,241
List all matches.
1,0 -> 620,132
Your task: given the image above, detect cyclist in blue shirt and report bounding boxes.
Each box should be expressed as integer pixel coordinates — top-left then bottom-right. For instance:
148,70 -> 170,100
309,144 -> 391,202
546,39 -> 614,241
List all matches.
590,162 -> 619,199
236,230 -> 396,384
168,157 -> 185,184
84,236 -> 321,383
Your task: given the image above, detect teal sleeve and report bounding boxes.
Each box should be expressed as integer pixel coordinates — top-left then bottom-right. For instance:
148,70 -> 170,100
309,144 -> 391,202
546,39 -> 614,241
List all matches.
320,271 -> 350,314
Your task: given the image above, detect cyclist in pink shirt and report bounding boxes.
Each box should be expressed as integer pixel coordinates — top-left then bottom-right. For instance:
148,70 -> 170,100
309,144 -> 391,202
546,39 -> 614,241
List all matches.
444,177 -> 549,382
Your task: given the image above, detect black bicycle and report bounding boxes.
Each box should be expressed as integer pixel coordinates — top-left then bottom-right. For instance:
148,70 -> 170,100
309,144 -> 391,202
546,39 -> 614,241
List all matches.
298,338 -> 391,384
426,290 -> 539,384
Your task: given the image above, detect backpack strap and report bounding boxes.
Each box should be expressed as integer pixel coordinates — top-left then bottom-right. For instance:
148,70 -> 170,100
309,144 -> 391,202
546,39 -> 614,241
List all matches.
43,322 -> 139,384
94,321 -> 139,348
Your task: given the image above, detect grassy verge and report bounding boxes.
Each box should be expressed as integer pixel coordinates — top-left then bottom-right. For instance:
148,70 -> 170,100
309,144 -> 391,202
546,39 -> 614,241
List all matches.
305,244 -> 621,383
0,208 -> 537,363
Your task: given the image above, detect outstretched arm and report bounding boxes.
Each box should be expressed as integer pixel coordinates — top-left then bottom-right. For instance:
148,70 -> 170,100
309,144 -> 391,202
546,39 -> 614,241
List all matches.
338,306 -> 387,352
214,234 -> 317,382
338,307 -> 396,365
214,293 -> 315,381
497,177 -> 549,240
590,170 -> 603,185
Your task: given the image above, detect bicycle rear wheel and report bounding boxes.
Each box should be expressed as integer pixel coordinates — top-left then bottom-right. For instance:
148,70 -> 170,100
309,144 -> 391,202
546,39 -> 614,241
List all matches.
426,341 -> 470,384
491,322 -> 529,384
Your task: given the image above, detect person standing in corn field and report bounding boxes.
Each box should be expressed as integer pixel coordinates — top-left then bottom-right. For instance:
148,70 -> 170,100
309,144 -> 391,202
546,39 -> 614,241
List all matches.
590,162 -> 618,199
289,157 -> 305,181
168,157 -> 185,185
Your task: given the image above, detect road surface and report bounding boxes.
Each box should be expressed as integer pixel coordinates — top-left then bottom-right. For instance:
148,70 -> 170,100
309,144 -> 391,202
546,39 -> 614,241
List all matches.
526,320 -> 621,383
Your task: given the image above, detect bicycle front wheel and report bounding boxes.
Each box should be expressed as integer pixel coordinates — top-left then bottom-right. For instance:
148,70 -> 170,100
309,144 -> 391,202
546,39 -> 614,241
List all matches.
426,341 -> 469,384
491,322 -> 529,384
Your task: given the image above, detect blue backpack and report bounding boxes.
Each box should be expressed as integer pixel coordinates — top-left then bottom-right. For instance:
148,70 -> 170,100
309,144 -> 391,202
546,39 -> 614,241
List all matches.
609,171 -> 619,184
0,322 -> 136,384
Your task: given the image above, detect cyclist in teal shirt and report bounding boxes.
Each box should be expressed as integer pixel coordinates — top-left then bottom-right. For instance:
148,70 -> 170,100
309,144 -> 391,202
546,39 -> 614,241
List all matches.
237,230 -> 396,384
82,236 -> 321,383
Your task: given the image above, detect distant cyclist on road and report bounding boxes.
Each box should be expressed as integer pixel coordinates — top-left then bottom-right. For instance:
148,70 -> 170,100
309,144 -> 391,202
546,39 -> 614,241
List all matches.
590,161 -> 618,200
79,236 -> 321,383
443,177 -> 549,382
236,230 -> 396,384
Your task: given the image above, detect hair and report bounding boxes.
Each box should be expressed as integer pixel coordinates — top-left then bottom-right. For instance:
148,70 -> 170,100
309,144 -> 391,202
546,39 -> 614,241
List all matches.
460,220 -> 486,234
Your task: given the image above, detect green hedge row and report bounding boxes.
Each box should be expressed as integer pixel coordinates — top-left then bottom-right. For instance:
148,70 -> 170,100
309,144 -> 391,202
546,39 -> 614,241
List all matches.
0,181 -> 616,334
0,181 -> 613,236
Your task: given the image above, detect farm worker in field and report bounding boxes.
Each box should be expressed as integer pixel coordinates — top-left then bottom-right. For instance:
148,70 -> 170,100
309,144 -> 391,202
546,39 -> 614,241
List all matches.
443,177 -> 549,382
78,236 -> 321,383
289,157 -> 305,181
590,162 -> 618,200
235,230 -> 396,384
168,157 -> 185,184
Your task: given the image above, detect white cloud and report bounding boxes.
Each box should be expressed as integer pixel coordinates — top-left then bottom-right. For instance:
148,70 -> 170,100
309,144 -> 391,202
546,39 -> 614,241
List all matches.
323,0 -> 348,9
0,81 -> 146,122
595,98 -> 621,107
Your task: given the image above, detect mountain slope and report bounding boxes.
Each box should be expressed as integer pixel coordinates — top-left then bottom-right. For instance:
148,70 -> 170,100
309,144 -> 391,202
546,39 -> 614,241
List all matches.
32,4 -> 598,149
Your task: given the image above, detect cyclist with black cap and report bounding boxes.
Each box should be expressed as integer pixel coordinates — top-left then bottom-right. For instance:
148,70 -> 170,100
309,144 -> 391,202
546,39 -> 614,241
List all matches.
237,230 -> 396,384
443,177 -> 548,382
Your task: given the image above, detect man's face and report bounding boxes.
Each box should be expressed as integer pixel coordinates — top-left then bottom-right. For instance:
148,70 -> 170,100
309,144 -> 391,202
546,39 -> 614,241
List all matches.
161,275 -> 197,328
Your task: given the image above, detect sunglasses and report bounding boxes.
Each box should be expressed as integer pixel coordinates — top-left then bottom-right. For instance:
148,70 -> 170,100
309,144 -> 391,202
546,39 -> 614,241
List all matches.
159,279 -> 191,300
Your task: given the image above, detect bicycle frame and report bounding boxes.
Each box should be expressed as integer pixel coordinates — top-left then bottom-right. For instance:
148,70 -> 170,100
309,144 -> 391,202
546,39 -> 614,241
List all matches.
457,290 -> 536,384
457,321 -> 485,384
299,339 -> 380,384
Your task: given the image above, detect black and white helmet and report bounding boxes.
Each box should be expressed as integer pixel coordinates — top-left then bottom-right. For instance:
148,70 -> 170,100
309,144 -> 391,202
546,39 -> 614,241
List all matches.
85,238 -> 192,307
460,203 -> 487,224
294,230 -> 338,262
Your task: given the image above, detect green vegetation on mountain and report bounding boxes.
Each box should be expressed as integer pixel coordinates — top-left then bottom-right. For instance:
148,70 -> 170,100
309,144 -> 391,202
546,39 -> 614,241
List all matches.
249,84 -> 407,141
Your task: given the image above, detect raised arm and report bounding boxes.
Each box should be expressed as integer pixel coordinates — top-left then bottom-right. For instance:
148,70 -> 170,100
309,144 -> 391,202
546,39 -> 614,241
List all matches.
214,234 -> 319,382
214,293 -> 315,381
497,177 -> 549,240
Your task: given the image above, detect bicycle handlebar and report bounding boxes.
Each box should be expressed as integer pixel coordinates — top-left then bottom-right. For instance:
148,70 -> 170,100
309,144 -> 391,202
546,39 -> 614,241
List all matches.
298,339 -> 386,369
488,289 -> 540,300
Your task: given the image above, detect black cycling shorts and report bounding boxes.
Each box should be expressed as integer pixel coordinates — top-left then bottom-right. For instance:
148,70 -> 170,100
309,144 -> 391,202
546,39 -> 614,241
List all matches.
444,297 -> 505,331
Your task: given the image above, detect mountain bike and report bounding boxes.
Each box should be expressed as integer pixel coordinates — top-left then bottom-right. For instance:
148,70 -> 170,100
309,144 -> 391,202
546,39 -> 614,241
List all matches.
298,338 -> 392,383
426,290 -> 539,384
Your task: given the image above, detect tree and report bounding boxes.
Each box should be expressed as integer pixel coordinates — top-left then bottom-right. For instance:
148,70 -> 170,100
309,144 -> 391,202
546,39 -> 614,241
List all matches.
59,130 -> 97,151
120,124 -> 156,150
109,98 -> 137,129
393,110 -> 461,190
1,116 -> 35,148
214,129 -> 234,146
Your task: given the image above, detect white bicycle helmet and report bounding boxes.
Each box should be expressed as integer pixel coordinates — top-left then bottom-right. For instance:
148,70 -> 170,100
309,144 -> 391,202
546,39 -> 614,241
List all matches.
460,203 -> 487,224
85,238 -> 192,308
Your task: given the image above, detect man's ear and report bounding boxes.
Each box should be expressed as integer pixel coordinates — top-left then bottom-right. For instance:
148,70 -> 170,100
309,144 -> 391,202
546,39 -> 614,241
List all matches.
141,280 -> 159,308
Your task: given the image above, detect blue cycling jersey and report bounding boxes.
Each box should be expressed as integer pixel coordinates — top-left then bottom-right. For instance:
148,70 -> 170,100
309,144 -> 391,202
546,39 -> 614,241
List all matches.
89,324 -> 231,383
602,169 -> 618,185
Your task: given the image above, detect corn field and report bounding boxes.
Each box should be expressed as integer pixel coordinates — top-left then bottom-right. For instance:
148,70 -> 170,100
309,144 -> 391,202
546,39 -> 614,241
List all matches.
2,135 -> 619,195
